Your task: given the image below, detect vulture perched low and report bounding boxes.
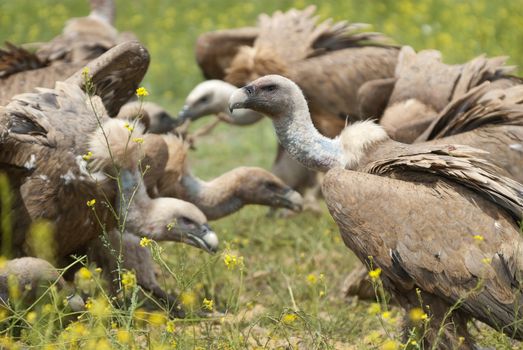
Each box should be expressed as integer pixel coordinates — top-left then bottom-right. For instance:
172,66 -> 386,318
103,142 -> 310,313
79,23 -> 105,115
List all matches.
148,134 -> 304,220
0,257 -> 84,312
229,75 -> 523,349
0,42 -> 217,268
180,6 -> 399,197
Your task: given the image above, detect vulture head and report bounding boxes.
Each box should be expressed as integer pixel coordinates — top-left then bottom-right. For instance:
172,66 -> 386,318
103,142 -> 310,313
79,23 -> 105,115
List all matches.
178,80 -> 264,125
179,80 -> 236,122
228,74 -> 303,118
117,101 -> 177,134
132,194 -> 219,254
232,167 -> 303,212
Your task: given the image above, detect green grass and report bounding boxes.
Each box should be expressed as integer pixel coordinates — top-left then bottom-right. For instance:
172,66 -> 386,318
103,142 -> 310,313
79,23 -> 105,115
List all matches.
1,0 -> 523,349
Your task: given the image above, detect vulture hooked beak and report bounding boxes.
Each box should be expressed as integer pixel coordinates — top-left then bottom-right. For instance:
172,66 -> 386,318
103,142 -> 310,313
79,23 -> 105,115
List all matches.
228,86 -> 251,113
177,105 -> 192,122
278,188 -> 304,212
180,223 -> 219,254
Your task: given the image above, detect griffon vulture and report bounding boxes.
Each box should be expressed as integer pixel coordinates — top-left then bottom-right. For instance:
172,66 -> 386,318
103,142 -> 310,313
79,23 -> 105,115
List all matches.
229,75 -> 523,349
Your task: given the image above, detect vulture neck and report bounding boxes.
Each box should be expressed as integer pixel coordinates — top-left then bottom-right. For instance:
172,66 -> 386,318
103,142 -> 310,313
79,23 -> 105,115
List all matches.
271,96 -> 344,172
179,171 -> 243,220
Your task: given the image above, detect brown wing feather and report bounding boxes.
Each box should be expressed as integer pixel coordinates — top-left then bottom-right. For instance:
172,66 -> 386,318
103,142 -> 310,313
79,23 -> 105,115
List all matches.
195,27 -> 259,80
225,6 -> 397,87
361,144 -> 523,221
0,42 -> 45,78
388,47 -> 515,112
418,83 -> 523,141
324,168 -> 523,339
65,41 -> 150,117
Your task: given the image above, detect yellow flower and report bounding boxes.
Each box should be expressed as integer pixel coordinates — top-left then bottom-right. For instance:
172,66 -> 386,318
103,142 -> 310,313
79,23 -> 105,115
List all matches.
381,311 -> 392,320
368,268 -> 382,280
82,151 -> 93,161
381,339 -> 400,350
306,273 -> 317,285
202,298 -> 213,311
139,237 -> 152,247
42,304 -> 53,315
124,122 -> 134,132
281,313 -> 297,325
473,235 -> 484,242
409,307 -> 428,323
133,137 -> 144,144
166,320 -> 176,333
482,257 -> 492,264
121,271 -> 136,290
367,303 -> 381,315
136,87 -> 149,97
95,267 -> 102,273
148,311 -> 167,326
78,267 -> 92,280
180,291 -> 196,307
86,199 -> 96,207
7,275 -> 20,300
319,290 -> 325,297
223,252 -> 244,270
87,297 -> 110,318
116,329 -> 130,344
26,311 -> 37,324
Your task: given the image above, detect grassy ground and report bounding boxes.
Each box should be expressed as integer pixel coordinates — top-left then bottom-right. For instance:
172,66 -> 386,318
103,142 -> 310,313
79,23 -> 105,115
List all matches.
1,0 -> 523,349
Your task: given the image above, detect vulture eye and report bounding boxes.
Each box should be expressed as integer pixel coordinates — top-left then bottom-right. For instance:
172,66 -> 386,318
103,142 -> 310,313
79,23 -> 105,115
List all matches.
179,216 -> 196,227
198,95 -> 209,104
262,85 -> 277,92
264,181 -> 280,192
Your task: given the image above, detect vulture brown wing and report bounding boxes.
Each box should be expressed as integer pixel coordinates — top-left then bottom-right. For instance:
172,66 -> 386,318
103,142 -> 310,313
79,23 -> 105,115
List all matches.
65,41 -> 150,117
388,47 -> 514,113
323,168 -> 523,339
225,6 -> 397,87
417,83 -> 523,142
0,42 -> 45,78
0,61 -> 85,107
195,27 -> 259,80
361,144 -> 523,222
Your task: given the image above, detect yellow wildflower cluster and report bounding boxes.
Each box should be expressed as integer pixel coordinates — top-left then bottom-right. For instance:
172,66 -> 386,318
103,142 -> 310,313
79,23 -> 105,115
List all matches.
281,313 -> 297,325
82,151 -> 93,161
133,137 -> 144,144
86,199 -> 96,207
124,122 -> 134,132
306,273 -> 317,285
140,237 -> 153,247
368,267 -> 382,280
121,271 -> 137,290
136,87 -> 149,97
381,339 -> 400,350
166,320 -> 176,333
202,297 -> 214,311
473,234 -> 485,242
367,303 -> 381,315
409,307 -> 428,323
180,291 -> 196,307
223,252 -> 244,270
